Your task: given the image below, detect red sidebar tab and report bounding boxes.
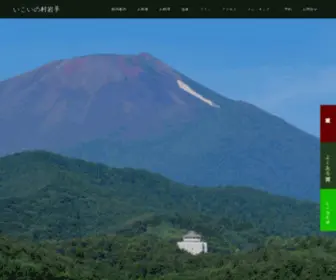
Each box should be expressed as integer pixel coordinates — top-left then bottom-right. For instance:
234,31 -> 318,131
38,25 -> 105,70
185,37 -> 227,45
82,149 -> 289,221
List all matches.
321,105 -> 336,142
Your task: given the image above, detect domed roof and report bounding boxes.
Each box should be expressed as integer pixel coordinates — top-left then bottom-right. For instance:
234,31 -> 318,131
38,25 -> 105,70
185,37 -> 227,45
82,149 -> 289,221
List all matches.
183,230 -> 201,238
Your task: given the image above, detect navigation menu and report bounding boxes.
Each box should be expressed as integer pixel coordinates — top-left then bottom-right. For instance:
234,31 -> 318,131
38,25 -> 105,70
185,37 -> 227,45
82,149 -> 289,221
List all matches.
320,105 -> 336,231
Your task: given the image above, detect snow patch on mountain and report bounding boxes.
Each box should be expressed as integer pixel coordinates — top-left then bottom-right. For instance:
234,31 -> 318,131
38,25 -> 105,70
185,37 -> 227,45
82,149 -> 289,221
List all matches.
177,80 -> 220,108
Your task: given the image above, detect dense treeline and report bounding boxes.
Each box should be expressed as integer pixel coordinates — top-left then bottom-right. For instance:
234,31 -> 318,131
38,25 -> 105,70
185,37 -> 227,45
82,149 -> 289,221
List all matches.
1,234 -> 336,279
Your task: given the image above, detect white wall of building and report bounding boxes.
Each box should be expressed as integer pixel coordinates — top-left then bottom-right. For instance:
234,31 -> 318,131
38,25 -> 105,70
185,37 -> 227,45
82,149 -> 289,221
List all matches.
203,242 -> 208,253
177,240 -> 208,255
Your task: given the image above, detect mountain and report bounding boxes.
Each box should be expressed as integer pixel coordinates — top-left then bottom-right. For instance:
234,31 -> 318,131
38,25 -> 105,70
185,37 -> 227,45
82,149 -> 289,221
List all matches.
0,151 -> 331,280
0,53 -> 319,200
0,151 -> 331,279
0,151 -> 319,245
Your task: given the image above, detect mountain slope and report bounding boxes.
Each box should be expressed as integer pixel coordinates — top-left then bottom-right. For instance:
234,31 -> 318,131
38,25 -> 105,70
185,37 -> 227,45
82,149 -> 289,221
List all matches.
0,53 -> 319,200
0,151 -> 319,245
0,151 -> 331,280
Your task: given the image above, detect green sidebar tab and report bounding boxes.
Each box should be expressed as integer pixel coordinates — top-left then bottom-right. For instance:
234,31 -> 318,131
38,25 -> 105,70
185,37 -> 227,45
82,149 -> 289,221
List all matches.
320,189 -> 336,231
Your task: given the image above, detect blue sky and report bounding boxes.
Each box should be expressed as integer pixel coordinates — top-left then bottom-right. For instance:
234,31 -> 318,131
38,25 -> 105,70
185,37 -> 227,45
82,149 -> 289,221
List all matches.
1,19 -> 335,136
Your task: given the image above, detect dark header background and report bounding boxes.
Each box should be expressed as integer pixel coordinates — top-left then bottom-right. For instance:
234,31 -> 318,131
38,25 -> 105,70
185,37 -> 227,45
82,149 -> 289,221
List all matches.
2,1 -> 334,18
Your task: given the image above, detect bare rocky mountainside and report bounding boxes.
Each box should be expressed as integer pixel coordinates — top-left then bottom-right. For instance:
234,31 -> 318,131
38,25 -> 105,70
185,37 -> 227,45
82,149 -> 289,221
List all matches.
0,53 -> 319,200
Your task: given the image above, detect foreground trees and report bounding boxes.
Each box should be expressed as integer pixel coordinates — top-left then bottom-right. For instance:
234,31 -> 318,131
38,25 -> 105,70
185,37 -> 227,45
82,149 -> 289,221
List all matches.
1,235 -> 335,280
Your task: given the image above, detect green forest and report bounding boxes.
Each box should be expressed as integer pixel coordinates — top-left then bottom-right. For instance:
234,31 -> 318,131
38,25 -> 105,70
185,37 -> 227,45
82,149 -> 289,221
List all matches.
0,151 -> 333,279
1,234 -> 336,280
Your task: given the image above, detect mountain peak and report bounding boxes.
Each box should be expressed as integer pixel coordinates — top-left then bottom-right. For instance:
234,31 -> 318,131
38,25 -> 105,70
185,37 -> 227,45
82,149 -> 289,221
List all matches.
50,52 -> 173,81
137,52 -> 155,58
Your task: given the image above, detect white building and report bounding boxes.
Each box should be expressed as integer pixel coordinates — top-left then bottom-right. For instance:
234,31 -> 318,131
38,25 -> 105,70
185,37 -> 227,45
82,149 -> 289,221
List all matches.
177,231 -> 208,255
